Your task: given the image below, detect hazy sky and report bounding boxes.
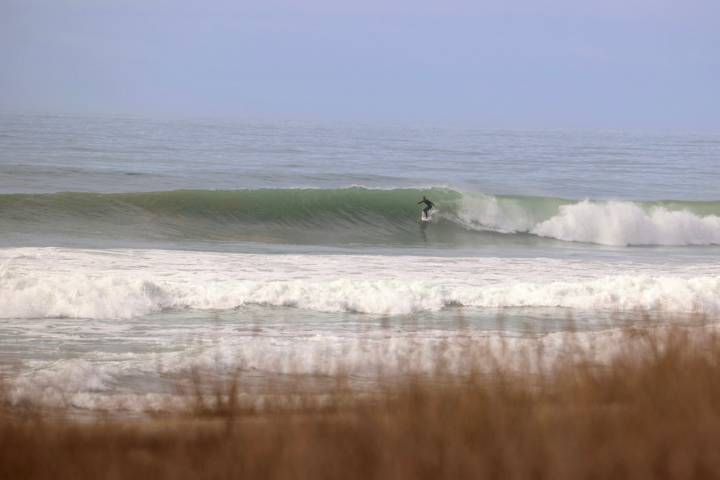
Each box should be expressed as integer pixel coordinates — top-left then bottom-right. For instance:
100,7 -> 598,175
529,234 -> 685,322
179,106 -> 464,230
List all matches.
2,0 -> 719,129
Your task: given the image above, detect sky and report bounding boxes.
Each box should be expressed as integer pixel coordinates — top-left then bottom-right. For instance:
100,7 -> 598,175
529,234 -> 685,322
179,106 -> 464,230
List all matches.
1,0 -> 719,129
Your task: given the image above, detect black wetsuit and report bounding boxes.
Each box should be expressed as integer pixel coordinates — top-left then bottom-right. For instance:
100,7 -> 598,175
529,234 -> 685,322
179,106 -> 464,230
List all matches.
418,198 -> 434,218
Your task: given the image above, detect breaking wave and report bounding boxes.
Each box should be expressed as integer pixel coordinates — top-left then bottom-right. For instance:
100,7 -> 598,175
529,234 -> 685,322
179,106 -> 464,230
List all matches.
1,188 -> 719,247
1,272 -> 719,319
1,247 -> 719,319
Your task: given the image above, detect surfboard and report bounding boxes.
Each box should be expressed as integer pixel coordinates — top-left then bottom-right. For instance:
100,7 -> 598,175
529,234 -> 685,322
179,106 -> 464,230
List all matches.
420,208 -> 435,222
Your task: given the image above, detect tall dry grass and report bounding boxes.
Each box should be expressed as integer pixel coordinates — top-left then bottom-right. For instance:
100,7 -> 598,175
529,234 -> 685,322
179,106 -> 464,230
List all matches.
2,325 -> 720,479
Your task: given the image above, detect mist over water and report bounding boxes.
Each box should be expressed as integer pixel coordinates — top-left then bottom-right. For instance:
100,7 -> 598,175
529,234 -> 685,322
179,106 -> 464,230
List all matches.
1,113 -> 719,410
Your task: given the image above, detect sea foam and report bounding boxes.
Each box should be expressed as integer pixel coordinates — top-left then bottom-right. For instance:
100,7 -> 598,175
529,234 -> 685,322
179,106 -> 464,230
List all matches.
1,274 -> 718,319
532,201 -> 720,246
1,248 -> 718,319
456,196 -> 720,246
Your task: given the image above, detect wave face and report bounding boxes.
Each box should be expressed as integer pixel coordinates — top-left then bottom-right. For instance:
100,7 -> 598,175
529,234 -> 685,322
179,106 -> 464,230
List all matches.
1,188 -> 719,247
2,248 -> 719,320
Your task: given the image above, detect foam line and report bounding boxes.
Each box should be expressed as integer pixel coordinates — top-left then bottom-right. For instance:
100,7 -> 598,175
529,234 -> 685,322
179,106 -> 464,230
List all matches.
1,248 -> 718,319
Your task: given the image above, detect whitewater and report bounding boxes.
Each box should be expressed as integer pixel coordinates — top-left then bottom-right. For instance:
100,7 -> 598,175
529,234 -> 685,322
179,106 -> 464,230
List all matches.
1,113 -> 719,411
1,248 -> 719,319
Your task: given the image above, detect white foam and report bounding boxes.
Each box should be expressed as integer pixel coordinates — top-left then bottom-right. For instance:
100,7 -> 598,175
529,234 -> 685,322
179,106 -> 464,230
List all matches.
9,359 -> 114,408
0,248 -> 718,319
0,330 -> 598,410
10,325 -> 719,411
454,194 -> 537,233
455,196 -> 720,246
533,201 -> 720,246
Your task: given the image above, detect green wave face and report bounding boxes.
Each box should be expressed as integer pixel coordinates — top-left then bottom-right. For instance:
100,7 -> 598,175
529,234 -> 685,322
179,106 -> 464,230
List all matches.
1,188 -> 719,247
0,188 -> 463,245
116,187 -> 464,223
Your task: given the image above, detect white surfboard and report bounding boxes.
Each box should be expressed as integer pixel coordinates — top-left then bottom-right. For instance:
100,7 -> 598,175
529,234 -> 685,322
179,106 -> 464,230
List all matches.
420,212 -> 434,222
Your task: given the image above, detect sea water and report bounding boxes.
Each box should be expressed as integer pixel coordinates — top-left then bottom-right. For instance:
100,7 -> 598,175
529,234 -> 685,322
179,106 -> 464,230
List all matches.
1,112 -> 719,410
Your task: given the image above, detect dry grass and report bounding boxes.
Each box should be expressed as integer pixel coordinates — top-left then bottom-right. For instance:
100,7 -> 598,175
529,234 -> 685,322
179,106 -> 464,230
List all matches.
3,326 -> 720,479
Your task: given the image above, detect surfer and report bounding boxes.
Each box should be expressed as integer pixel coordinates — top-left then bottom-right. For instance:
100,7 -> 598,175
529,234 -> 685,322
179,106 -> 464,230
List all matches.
417,196 -> 435,219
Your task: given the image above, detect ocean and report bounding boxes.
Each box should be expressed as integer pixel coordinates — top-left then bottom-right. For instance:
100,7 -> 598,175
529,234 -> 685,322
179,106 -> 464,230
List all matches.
1,112 -> 719,411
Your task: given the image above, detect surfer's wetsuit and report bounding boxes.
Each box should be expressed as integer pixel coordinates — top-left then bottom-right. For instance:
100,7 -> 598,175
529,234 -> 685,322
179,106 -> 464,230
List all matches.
418,197 -> 435,218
